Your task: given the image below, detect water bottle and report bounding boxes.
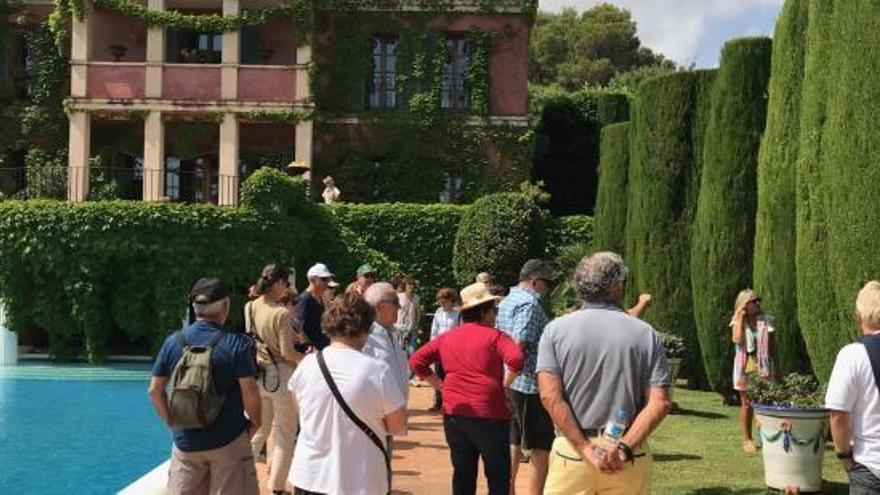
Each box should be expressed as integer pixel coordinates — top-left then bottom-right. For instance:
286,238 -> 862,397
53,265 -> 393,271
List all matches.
594,409 -> 629,458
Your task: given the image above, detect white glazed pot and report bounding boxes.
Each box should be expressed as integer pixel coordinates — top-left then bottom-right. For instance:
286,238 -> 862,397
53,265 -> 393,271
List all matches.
754,404 -> 829,492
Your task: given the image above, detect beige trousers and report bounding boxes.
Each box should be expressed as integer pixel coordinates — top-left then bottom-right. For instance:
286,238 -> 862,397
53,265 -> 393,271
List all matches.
250,363 -> 298,491
168,432 -> 259,495
543,436 -> 652,495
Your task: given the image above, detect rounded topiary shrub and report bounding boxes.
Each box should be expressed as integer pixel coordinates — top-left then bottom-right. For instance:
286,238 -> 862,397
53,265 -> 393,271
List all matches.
453,193 -> 546,288
690,37 -> 772,392
593,122 -> 630,254
753,0 -> 811,376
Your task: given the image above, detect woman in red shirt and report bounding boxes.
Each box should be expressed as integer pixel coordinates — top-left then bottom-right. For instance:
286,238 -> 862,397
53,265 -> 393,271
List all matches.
410,282 -> 524,495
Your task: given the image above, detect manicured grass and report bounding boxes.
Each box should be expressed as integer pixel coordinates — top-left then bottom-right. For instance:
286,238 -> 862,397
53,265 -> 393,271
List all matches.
651,386 -> 848,494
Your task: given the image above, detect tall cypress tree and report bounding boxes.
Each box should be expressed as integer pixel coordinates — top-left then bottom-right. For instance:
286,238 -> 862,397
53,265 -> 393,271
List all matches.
795,0 -> 850,380
690,38 -> 772,392
594,122 -> 630,254
753,0 -> 812,375
626,72 -> 707,386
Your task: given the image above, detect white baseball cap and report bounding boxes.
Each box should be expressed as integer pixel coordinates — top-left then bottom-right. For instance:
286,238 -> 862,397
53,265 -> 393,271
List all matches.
306,263 -> 334,279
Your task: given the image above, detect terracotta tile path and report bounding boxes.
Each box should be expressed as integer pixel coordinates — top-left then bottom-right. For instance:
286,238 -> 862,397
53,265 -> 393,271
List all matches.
258,385 -> 535,494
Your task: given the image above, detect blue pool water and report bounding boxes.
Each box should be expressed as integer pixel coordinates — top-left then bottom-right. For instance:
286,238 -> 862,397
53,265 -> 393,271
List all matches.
0,362 -> 171,494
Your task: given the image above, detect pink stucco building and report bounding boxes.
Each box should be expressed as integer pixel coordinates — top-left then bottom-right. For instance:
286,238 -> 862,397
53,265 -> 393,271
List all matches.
19,0 -> 531,205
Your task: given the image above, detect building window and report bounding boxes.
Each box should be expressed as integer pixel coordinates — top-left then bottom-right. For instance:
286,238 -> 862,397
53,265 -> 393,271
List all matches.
167,29 -> 222,64
442,37 -> 469,110
439,171 -> 463,204
367,37 -> 397,110
166,157 -> 181,200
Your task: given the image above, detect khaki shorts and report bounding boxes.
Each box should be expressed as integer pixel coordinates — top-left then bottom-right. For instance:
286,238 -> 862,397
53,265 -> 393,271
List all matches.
544,436 -> 652,495
168,431 -> 259,495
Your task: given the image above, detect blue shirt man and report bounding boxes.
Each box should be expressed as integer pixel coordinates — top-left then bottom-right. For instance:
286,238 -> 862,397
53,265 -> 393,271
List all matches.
148,278 -> 261,495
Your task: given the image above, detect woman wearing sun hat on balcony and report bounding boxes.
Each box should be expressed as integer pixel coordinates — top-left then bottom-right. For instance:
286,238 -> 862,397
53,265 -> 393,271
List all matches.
410,282 -> 524,495
731,288 -> 775,453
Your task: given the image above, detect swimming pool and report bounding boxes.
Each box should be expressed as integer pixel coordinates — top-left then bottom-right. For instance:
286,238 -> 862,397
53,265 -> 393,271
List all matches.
0,362 -> 170,494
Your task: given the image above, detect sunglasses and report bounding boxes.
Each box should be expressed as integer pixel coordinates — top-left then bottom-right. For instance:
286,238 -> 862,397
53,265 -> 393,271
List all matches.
747,298 -> 762,305
320,277 -> 332,282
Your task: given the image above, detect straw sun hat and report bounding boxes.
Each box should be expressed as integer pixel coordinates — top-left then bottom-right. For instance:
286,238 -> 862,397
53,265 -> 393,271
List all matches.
459,282 -> 502,311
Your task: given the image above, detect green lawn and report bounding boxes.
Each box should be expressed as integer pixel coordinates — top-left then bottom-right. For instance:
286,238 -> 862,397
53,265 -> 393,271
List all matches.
651,387 -> 848,494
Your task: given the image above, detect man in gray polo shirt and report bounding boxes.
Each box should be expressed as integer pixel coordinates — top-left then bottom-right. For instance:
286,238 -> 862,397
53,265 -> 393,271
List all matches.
537,251 -> 671,495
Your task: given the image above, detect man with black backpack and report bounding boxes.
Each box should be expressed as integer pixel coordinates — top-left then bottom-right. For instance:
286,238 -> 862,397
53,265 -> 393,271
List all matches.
148,277 -> 262,495
827,281 -> 880,494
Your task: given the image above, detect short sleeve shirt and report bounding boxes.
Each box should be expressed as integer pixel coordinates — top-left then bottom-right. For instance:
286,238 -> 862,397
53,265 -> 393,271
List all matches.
151,320 -> 257,452
297,291 -> 329,350
536,303 -> 669,429
289,347 -> 405,494
496,286 -> 549,394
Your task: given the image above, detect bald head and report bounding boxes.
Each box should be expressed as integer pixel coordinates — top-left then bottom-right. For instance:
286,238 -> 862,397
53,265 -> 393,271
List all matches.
364,281 -> 399,328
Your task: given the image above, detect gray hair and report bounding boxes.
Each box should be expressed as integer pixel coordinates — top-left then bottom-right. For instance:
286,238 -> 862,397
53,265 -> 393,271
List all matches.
363,282 -> 397,308
193,298 -> 228,318
573,252 -> 629,303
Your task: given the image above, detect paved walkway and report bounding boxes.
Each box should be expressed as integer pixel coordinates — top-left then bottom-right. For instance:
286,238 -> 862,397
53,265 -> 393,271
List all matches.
258,385 -> 536,494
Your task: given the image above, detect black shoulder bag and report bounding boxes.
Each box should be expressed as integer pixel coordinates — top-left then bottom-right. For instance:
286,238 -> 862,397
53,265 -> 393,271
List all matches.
861,334 -> 880,394
246,302 -> 280,392
316,350 -> 391,494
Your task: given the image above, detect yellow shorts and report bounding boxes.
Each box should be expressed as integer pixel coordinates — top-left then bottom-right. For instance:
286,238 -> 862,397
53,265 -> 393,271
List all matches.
543,436 -> 652,495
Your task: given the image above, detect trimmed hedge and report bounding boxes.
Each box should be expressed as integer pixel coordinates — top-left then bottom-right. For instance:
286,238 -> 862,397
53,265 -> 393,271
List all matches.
453,193 -> 546,287
795,0 -> 850,380
593,122 -> 630,254
530,86 -> 630,216
753,0 -> 811,376
690,38 -> 772,392
811,0 -> 880,378
328,202 -> 466,298
626,71 -> 707,387
545,215 -> 593,257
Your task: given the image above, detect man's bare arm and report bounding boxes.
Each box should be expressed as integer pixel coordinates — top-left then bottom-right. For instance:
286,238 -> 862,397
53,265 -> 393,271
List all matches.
239,377 -> 262,434
621,386 -> 672,448
148,376 -> 171,426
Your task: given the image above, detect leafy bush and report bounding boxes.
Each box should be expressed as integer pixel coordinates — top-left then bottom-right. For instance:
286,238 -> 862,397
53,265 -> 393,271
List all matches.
452,193 -> 546,287
547,242 -> 593,317
593,122 -> 630,253
544,215 -> 593,257
659,332 -> 686,360
328,202 -> 465,297
753,0 -> 811,376
747,373 -> 825,409
690,38 -> 772,392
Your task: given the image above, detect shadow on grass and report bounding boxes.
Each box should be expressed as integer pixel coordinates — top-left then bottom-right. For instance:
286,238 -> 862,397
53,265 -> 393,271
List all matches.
685,488 -> 765,494
653,452 -> 702,462
820,480 -> 849,494
672,407 -> 727,419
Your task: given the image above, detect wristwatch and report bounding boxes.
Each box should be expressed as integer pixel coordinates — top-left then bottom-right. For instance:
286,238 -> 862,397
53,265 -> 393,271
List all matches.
618,441 -> 635,463
836,450 -> 853,460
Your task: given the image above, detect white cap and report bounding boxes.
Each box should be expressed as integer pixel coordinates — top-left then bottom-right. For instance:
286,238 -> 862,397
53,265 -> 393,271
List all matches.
307,263 -> 334,279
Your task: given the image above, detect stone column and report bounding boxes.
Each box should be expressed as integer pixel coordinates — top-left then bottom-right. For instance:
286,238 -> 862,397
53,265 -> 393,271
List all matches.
67,111 -> 91,202
143,111 -> 165,201
145,0 -> 165,98
294,44 -> 313,169
221,0 -> 240,100
70,12 -> 89,97
218,113 -> 239,206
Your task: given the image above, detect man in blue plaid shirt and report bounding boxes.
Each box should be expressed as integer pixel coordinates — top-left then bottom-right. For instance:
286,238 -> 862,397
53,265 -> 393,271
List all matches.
497,259 -> 556,495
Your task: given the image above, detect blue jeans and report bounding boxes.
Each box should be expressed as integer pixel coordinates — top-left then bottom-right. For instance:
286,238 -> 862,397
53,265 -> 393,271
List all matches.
849,462 -> 880,494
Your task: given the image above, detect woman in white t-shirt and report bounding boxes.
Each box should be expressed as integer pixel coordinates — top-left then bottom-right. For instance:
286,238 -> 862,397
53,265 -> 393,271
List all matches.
288,292 -> 407,495
730,288 -> 775,453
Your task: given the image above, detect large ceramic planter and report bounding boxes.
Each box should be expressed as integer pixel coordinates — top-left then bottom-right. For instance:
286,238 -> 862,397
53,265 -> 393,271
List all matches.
753,404 -> 829,492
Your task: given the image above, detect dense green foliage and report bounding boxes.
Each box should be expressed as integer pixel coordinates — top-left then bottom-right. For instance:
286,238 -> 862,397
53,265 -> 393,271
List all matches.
795,0 -> 849,380
626,72 -> 708,387
529,5 -> 673,90
452,193 -> 546,287
544,215 -> 593,257
809,0 -> 880,378
753,0 -> 811,376
747,372 -> 825,409
593,122 -> 629,253
328,202 -> 465,298
690,38 -> 772,392
529,86 -> 629,215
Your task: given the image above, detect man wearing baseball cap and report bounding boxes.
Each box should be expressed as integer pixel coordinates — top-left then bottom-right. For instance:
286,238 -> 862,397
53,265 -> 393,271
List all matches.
297,263 -> 336,350
148,277 -> 262,495
350,263 -> 377,296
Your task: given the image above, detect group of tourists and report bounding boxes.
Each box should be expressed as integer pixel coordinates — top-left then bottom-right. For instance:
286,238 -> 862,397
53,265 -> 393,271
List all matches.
147,247 -> 880,495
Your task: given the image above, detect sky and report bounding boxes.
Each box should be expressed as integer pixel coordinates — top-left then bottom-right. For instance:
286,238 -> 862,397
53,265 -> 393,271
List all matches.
537,0 -> 785,68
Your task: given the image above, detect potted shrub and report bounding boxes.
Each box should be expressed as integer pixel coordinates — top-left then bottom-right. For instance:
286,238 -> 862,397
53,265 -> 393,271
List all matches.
748,373 -> 829,492
659,332 -> 685,384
